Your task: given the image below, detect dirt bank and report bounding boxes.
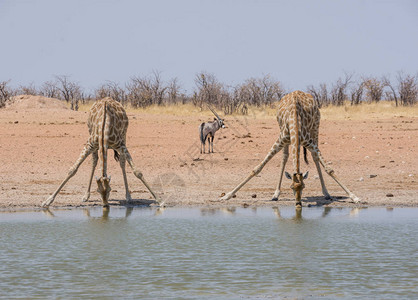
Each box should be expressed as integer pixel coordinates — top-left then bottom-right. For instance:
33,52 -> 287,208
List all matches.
0,96 -> 417,210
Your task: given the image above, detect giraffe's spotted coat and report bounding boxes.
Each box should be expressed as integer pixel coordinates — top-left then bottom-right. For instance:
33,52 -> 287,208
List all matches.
220,90 -> 360,206
42,97 -> 161,208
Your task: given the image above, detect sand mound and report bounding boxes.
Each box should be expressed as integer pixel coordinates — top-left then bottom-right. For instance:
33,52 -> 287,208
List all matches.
5,95 -> 69,111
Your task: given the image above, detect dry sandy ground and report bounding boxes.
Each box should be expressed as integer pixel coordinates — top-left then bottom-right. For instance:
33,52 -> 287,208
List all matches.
0,95 -> 417,210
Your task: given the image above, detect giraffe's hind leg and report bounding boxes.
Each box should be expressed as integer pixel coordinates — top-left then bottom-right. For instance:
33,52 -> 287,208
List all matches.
42,144 -> 93,208
82,151 -> 98,202
220,136 -> 285,201
272,145 -> 289,201
310,150 -> 331,200
117,150 -> 132,202
307,144 -> 360,203
119,146 -> 163,206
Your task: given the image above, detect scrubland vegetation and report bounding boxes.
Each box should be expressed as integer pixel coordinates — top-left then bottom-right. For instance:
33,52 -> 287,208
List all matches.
1,71 -> 417,113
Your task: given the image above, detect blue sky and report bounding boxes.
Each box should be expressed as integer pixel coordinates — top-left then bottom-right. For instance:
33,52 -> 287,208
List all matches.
1,0 -> 417,93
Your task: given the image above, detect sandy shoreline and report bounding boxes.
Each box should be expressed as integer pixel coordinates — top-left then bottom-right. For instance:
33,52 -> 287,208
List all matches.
1,96 -> 417,210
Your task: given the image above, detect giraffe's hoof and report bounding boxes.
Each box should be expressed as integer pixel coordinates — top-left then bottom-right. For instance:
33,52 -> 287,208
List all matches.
350,194 -> 361,203
271,197 -> 278,201
324,195 -> 332,200
41,196 -> 54,208
219,193 -> 233,201
82,194 -> 90,202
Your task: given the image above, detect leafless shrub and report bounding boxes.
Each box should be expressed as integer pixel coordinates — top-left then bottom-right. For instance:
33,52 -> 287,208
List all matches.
127,71 -> 168,108
127,76 -> 153,108
237,75 -> 285,108
0,80 -> 15,108
54,75 -> 83,111
330,73 -> 352,106
96,81 -> 128,106
17,82 -> 38,95
193,72 -> 226,109
397,72 -> 418,106
40,81 -> 61,99
167,77 -> 185,104
350,81 -> 365,105
307,83 -> 329,107
363,77 -> 385,102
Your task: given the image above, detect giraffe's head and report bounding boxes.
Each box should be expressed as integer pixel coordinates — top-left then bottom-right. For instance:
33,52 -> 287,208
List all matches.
96,176 -> 112,207
285,171 -> 309,206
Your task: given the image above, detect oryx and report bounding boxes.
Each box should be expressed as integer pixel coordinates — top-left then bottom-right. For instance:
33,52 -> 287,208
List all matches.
199,106 -> 225,154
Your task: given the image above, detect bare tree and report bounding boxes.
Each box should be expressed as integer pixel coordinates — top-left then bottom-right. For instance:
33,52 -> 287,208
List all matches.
126,76 -> 153,108
350,81 -> 365,105
194,72 -> 224,109
363,77 -> 385,102
40,81 -> 61,99
237,75 -> 285,108
0,80 -> 15,108
96,81 -> 128,106
307,83 -> 329,107
330,73 -> 353,106
126,71 -> 168,108
382,76 -> 397,106
167,77 -> 181,104
17,82 -> 38,95
150,71 -> 167,106
397,72 -> 418,106
55,75 -> 83,110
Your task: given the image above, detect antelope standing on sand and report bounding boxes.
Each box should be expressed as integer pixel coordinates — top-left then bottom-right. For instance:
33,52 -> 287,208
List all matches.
199,107 -> 225,153
220,91 -> 360,207
42,97 -> 162,208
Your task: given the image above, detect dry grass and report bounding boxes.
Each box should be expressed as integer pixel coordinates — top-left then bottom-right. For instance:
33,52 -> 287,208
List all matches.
77,101 -> 417,120
320,101 -> 418,120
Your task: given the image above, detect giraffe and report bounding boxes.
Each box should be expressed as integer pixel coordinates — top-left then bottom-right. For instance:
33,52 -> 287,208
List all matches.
42,97 -> 162,208
220,90 -> 360,207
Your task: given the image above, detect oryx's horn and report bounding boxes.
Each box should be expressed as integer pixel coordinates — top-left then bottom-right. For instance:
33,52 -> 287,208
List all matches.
208,105 -> 222,120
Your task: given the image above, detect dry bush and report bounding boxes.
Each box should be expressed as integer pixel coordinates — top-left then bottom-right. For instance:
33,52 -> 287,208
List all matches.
54,75 -> 83,111
167,77 -> 188,105
0,80 -> 15,108
398,73 -> 417,106
330,73 -> 352,106
127,71 -> 168,108
193,73 -> 284,115
17,82 -> 38,96
363,77 -> 385,102
96,81 -> 128,106
40,81 -> 61,99
350,81 -> 364,105
307,83 -> 329,107
193,72 -> 225,109
383,73 -> 417,106
238,75 -> 285,107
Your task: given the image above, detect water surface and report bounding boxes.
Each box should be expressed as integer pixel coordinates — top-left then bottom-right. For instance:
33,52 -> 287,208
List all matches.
1,207 -> 417,299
